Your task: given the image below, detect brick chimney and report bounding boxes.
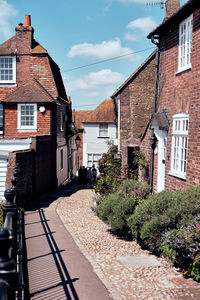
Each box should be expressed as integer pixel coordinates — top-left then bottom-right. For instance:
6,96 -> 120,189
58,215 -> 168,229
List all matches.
15,15 -> 34,54
165,0 -> 180,19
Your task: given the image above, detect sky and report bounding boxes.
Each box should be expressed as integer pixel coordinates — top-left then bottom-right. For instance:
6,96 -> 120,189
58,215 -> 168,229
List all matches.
0,0 -> 187,110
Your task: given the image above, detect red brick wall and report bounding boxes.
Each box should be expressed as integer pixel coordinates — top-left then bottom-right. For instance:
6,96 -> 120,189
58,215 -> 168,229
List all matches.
119,54 -> 156,172
1,104 -> 51,138
155,7 -> 200,192
140,127 -> 153,185
6,150 -> 34,207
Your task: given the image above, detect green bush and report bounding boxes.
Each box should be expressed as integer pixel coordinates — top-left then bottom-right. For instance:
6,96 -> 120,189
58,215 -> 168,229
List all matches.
97,179 -> 150,234
161,215 -> 200,281
128,186 -> 200,251
97,191 -> 137,233
95,141 -> 121,196
117,179 -> 151,201
0,202 -> 3,226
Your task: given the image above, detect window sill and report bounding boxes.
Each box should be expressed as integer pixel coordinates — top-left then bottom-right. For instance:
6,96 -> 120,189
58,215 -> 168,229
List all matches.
176,67 -> 191,76
168,171 -> 186,180
17,128 -> 37,132
98,136 -> 109,139
0,83 -> 17,86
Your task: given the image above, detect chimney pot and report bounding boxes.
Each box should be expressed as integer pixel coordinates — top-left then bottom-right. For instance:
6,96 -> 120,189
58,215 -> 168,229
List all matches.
24,15 -> 31,26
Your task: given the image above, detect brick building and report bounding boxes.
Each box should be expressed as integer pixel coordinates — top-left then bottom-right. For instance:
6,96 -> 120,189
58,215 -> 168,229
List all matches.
147,0 -> 200,192
111,51 -> 156,181
0,15 -> 74,201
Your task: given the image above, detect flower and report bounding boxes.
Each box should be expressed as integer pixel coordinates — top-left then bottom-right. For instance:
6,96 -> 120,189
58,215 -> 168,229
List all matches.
196,223 -> 200,231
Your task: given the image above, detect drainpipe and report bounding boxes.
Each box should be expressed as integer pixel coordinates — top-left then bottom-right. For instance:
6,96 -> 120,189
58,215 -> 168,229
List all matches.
117,95 -> 121,153
149,35 -> 160,193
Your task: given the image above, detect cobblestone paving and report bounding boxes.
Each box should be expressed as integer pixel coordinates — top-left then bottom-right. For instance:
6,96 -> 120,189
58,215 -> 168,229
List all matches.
56,187 -> 200,300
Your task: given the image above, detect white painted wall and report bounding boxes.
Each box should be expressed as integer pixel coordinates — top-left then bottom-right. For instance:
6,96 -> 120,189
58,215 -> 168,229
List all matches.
0,138 -> 32,152
82,123 -> 117,168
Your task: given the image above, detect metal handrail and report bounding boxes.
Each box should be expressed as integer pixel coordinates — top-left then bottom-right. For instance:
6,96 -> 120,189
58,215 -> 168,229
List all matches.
0,164 -> 24,300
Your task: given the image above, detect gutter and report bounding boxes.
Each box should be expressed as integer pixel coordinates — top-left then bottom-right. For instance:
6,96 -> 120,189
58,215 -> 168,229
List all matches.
149,35 -> 160,193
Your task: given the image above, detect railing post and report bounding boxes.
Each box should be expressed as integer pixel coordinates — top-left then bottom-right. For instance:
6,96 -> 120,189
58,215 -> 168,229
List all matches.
3,189 -> 17,235
0,228 -> 17,300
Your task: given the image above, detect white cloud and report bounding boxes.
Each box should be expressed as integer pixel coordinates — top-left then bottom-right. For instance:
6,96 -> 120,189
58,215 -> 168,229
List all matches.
124,33 -> 139,42
67,38 -> 134,61
66,69 -> 125,93
127,16 -> 156,35
0,0 -> 18,39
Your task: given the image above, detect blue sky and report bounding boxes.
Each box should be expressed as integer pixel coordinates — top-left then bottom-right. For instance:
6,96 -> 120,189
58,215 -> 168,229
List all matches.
0,0 -> 187,110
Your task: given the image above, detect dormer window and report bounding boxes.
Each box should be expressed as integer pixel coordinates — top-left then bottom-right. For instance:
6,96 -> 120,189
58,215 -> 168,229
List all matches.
0,56 -> 16,84
178,14 -> 193,72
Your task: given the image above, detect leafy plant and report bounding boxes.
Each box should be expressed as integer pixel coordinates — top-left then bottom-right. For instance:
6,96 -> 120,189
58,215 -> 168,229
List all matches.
117,179 -> 150,201
97,191 -> 137,234
95,141 -> 121,196
161,215 -> 200,270
97,180 -> 150,234
128,186 -> 200,251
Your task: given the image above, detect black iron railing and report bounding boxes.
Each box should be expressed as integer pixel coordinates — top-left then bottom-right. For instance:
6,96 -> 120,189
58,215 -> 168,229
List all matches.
0,164 -> 25,300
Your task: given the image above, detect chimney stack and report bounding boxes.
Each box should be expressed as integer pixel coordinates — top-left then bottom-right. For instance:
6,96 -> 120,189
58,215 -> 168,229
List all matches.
24,15 -> 31,26
165,0 -> 180,19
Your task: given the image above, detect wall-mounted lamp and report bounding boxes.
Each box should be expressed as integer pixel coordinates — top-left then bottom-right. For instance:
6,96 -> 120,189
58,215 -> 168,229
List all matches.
75,135 -> 81,148
39,106 -> 45,113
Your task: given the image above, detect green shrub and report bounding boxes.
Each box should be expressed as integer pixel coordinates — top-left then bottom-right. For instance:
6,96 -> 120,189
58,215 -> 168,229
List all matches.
117,179 -> 151,201
161,215 -> 200,281
0,202 -> 3,226
97,191 -> 137,233
109,196 -> 137,232
97,179 -> 151,234
128,186 -> 200,251
97,192 -> 122,223
95,141 -> 121,196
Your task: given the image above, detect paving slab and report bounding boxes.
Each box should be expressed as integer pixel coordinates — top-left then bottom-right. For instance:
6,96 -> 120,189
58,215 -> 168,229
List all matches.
25,200 -> 113,300
117,255 -> 162,267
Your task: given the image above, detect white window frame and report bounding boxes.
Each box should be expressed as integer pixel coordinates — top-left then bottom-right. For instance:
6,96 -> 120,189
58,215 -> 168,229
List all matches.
0,104 -> 4,134
169,113 -> 189,179
17,104 -> 37,131
0,56 -> 16,84
87,153 -> 101,168
178,14 -> 193,72
60,111 -> 64,131
99,123 -> 108,137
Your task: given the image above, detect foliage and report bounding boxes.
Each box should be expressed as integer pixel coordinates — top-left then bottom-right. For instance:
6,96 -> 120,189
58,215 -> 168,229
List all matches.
0,202 -> 3,226
117,179 -> 151,201
94,141 -> 121,196
128,186 -> 200,252
132,149 -> 147,172
97,180 -> 151,234
97,191 -> 137,233
161,215 -> 200,281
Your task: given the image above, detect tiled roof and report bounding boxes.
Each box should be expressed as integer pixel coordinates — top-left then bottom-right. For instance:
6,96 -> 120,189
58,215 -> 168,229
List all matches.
0,36 -> 68,102
2,78 -> 55,103
74,99 -> 115,129
0,36 -> 16,55
31,44 -> 47,54
111,51 -> 156,98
